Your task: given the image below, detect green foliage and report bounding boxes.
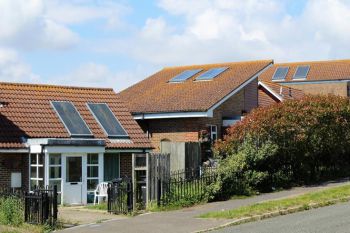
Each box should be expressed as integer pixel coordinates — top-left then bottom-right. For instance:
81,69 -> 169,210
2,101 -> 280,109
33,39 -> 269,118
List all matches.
213,95 -> 350,197
0,196 -> 24,226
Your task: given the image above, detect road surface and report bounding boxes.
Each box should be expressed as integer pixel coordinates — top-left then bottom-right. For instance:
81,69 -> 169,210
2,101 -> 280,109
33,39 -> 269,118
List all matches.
213,202 -> 350,233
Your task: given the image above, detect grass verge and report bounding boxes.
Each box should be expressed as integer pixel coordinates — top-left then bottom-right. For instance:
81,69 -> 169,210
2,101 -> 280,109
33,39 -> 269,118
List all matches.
199,184 -> 350,219
85,203 -> 107,211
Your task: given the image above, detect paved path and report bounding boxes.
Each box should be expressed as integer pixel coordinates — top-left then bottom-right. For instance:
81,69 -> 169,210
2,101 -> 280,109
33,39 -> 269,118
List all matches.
213,202 -> 350,233
59,179 -> 350,233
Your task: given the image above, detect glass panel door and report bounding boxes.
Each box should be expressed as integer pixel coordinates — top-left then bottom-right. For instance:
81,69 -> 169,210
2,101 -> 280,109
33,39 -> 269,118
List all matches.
66,157 -> 82,183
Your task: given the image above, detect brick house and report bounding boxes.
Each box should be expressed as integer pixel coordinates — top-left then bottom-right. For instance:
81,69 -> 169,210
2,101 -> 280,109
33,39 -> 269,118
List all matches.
119,60 -> 273,152
259,59 -> 350,97
0,82 -> 151,205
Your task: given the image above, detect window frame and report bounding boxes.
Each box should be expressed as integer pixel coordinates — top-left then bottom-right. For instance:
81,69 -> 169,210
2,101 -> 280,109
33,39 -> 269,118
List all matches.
209,125 -> 218,142
29,153 -> 44,191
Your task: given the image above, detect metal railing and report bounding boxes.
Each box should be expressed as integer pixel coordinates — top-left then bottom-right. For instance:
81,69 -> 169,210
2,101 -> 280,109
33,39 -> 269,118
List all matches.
107,177 -> 133,214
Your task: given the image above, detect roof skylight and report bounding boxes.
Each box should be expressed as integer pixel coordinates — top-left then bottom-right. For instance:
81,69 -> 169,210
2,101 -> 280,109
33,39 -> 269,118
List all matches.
87,103 -> 129,139
272,67 -> 289,80
293,65 -> 310,79
195,67 -> 228,81
168,69 -> 202,83
51,101 -> 92,137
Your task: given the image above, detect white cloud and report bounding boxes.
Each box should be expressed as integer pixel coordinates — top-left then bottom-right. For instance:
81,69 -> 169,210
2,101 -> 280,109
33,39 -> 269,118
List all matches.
107,0 -> 350,67
51,62 -> 156,92
0,48 -> 40,83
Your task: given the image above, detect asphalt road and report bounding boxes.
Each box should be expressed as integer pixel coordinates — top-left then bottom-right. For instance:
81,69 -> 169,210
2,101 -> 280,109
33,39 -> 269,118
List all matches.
213,202 -> 350,233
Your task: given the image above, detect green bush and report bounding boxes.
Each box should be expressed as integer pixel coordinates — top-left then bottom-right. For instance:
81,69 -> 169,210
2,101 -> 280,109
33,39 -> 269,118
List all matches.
212,95 -> 350,198
0,196 -> 24,226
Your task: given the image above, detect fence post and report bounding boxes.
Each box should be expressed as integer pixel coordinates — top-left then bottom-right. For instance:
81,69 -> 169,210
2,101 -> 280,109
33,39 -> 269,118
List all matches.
157,178 -> 161,206
53,185 -> 58,224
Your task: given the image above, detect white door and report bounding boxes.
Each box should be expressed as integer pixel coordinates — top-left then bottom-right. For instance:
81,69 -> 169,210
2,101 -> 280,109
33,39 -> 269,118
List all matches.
63,156 -> 83,204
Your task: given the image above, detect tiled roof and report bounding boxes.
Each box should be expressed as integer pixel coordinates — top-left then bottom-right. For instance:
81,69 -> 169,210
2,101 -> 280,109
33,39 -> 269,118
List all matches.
259,59 -> 350,82
259,81 -> 305,100
0,82 -> 152,149
120,60 -> 273,114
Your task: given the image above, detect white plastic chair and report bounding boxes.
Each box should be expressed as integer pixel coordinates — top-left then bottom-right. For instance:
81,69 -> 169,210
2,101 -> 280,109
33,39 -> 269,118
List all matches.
93,182 -> 109,205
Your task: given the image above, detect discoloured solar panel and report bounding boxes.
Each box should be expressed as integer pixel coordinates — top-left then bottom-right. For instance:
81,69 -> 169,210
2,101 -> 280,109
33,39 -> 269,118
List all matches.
51,101 -> 92,137
169,69 -> 202,83
195,67 -> 228,81
272,67 -> 289,80
87,103 -> 129,138
293,65 -> 310,79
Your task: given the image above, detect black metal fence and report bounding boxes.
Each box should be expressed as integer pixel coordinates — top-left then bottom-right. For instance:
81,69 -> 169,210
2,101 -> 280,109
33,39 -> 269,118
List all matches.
158,167 -> 216,206
24,186 -> 58,226
107,177 -> 133,214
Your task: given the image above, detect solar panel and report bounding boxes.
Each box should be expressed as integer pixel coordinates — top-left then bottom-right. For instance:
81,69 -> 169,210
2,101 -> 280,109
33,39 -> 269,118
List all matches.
87,103 -> 129,138
195,67 -> 228,81
272,67 -> 289,80
51,101 -> 92,137
169,69 -> 202,83
293,65 -> 310,79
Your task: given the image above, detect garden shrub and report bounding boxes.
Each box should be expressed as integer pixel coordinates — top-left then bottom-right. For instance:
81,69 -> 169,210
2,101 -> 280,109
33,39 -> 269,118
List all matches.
212,95 -> 350,198
0,196 -> 24,226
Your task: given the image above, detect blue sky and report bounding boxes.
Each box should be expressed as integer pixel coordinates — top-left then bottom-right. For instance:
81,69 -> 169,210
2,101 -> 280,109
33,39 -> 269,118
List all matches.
0,0 -> 349,91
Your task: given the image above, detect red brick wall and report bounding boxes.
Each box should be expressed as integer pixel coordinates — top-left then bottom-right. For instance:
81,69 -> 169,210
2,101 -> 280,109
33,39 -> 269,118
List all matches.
119,153 -> 132,177
0,153 -> 29,190
137,80 -> 259,151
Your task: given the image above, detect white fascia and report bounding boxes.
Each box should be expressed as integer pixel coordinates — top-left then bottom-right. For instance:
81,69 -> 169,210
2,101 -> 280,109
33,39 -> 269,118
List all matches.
133,111 -> 211,120
258,81 -> 283,102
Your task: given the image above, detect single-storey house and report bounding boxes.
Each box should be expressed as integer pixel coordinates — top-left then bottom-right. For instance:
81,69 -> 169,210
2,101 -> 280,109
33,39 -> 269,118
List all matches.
0,82 -> 152,205
259,59 -> 350,97
119,60 -> 274,151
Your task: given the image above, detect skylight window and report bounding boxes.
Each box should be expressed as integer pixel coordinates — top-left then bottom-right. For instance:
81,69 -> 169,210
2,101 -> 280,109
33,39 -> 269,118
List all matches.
195,67 -> 228,81
272,67 -> 289,80
87,103 -> 129,139
168,69 -> 202,83
293,65 -> 310,79
51,101 -> 92,137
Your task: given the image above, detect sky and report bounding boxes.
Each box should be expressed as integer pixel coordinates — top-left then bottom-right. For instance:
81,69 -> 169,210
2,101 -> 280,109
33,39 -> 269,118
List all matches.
0,0 -> 350,92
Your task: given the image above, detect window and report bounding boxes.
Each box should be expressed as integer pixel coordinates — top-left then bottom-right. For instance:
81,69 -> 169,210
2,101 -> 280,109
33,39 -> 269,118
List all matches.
195,67 -> 228,81
347,84 -> 350,97
272,67 -> 289,80
168,69 -> 202,83
30,153 -> 44,190
87,103 -> 129,138
104,153 -> 120,181
87,154 -> 99,203
209,125 -> 218,141
51,101 -> 92,137
49,154 -> 62,204
293,65 -> 310,79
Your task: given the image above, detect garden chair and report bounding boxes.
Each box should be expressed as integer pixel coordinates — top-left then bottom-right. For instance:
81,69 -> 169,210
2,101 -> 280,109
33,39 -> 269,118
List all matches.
93,182 -> 109,205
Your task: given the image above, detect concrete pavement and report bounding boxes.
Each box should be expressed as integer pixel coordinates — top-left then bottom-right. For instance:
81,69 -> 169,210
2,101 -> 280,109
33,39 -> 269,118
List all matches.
59,179 -> 350,233
213,202 -> 350,233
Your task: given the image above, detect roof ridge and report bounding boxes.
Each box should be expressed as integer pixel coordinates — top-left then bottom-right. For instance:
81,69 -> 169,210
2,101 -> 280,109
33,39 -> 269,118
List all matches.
0,81 -> 114,91
162,59 -> 274,70
275,59 -> 350,66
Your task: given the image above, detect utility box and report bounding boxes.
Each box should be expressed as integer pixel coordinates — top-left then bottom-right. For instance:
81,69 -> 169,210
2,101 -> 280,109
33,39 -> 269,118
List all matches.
11,172 -> 22,188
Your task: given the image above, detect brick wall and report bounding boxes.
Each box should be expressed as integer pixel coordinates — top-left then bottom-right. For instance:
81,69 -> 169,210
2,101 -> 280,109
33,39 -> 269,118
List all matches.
283,82 -> 348,97
119,153 -> 132,177
0,153 -> 29,190
138,79 -> 259,151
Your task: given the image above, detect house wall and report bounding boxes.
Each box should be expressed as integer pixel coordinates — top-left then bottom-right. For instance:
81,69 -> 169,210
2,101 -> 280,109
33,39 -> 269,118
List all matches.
258,87 -> 280,107
282,82 -> 349,97
120,153 -> 132,177
0,153 -> 28,190
137,79 -> 259,151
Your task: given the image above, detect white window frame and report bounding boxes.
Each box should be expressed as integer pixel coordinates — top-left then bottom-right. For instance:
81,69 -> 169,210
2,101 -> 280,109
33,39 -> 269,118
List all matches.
86,154 -> 99,199
48,154 -> 62,201
29,153 -> 44,191
209,125 -> 218,141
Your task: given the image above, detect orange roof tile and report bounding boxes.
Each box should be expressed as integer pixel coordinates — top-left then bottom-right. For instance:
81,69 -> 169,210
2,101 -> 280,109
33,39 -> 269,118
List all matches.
0,82 -> 152,149
259,59 -> 350,83
120,60 -> 272,113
